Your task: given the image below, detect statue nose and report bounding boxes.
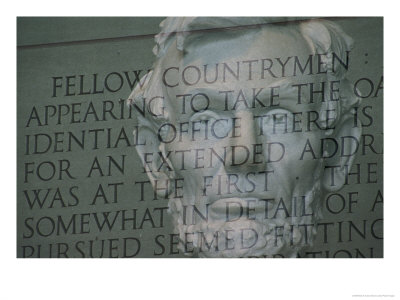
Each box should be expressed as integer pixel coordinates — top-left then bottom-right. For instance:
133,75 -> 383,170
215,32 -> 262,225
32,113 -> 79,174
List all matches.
235,110 -> 257,147
225,110 -> 259,170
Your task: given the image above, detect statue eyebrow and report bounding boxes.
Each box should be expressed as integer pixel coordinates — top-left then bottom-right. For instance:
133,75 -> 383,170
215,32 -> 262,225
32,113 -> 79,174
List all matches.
268,78 -> 309,104
172,77 -> 315,120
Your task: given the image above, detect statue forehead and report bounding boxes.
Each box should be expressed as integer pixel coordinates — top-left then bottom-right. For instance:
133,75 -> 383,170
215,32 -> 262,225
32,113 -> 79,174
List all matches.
158,24 -> 322,115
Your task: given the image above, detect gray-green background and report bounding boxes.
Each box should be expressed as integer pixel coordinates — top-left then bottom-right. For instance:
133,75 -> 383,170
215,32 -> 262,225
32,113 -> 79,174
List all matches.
17,17 -> 383,258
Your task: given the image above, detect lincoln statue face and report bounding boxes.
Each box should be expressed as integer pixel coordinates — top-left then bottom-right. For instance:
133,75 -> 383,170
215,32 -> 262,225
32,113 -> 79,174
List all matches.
128,18 -> 361,257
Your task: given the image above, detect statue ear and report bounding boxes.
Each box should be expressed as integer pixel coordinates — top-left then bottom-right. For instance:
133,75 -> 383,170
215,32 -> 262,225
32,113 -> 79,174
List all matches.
321,116 -> 362,192
301,20 -> 360,192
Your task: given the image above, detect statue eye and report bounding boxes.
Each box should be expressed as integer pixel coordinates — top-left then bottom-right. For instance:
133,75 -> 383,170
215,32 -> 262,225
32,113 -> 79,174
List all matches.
261,109 -> 293,134
190,111 -> 230,139
274,114 -> 286,123
190,111 -> 218,122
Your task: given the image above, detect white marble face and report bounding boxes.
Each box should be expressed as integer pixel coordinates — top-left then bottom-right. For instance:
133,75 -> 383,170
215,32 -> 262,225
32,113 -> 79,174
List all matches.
131,20 -> 359,257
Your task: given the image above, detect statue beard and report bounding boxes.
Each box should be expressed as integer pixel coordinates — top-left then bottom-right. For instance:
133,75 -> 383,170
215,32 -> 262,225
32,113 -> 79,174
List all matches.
167,166 -> 325,258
